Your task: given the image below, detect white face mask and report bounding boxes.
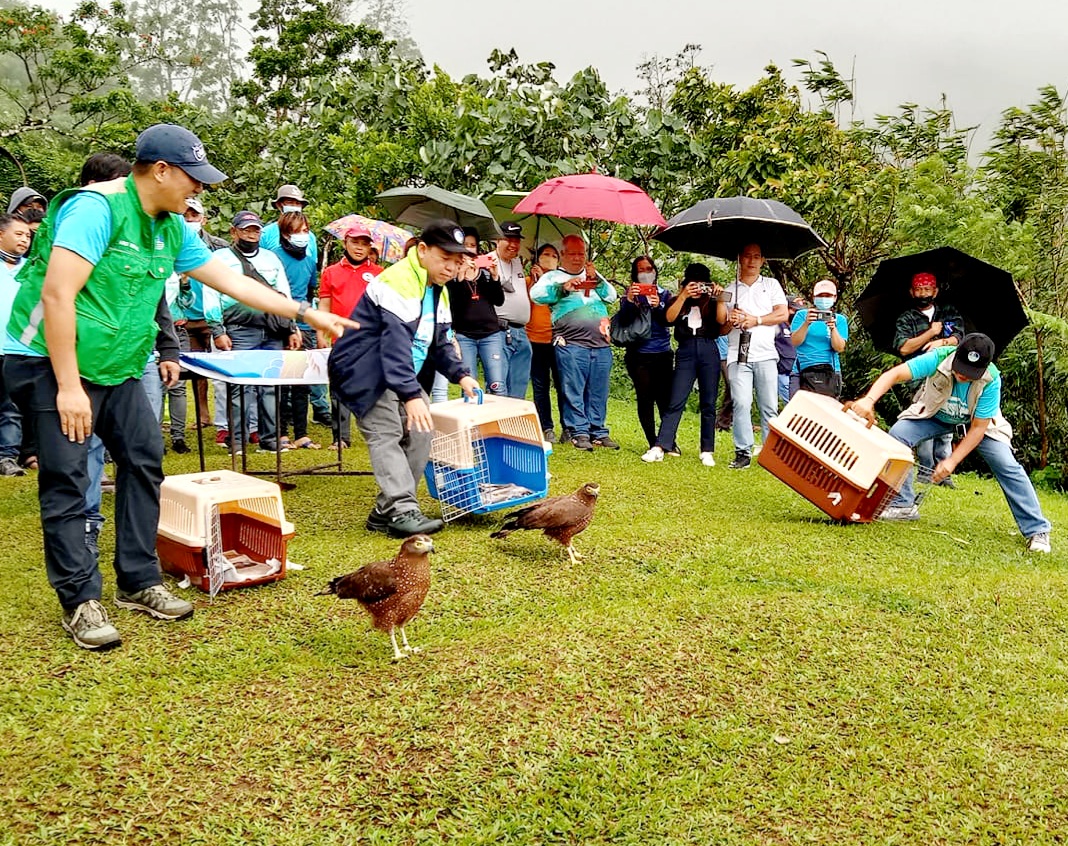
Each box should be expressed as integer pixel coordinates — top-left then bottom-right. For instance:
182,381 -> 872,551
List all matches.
186,220 -> 202,233
636,271 -> 656,286
813,296 -> 835,310
287,232 -> 310,248
281,204 -> 303,214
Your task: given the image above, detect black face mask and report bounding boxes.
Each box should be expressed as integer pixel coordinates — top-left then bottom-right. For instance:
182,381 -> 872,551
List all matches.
913,295 -> 934,308
345,250 -> 366,264
235,238 -> 259,256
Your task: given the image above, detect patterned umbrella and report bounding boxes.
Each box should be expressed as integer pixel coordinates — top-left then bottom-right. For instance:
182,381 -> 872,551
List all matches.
322,214 -> 414,264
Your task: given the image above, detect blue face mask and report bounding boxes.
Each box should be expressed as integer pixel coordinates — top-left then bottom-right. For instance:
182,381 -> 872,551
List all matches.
813,296 -> 835,311
287,232 -> 310,248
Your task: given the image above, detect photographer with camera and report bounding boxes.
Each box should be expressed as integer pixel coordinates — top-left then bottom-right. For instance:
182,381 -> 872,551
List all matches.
789,279 -> 848,398
724,244 -> 788,469
441,227 -> 505,398
619,256 -> 674,453
642,263 -> 728,466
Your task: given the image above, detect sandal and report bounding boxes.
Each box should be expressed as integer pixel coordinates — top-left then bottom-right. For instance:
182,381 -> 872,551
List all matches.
328,440 -> 350,450
292,437 -> 321,450
22,456 -> 39,471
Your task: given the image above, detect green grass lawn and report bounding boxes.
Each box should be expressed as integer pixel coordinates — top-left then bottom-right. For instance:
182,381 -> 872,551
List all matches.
1,398 -> 1066,845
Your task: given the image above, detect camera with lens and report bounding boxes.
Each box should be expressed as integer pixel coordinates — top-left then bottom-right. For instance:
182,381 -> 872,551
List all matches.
738,329 -> 752,363
812,309 -> 834,321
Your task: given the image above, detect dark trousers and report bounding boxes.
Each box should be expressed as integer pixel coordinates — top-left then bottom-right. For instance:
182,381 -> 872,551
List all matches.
529,341 -> 564,433
655,338 -> 721,454
4,355 -> 165,610
624,349 -> 674,448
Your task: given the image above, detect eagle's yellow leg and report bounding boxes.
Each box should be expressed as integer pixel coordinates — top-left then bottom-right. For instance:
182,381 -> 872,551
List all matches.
389,627 -> 406,661
400,626 -> 420,653
566,544 -> 582,564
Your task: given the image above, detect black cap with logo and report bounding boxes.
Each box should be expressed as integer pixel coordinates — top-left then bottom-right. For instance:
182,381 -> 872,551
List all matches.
951,333 -> 995,380
420,219 -> 476,255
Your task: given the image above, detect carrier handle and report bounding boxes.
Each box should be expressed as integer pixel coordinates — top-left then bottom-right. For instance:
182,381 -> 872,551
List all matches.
463,387 -> 485,405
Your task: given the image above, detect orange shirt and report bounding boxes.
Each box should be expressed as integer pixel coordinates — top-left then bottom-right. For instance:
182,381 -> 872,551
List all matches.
525,274 -> 553,344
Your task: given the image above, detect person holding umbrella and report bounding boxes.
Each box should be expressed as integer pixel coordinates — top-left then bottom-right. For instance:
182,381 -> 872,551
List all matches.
847,333 -> 1051,553
894,271 -> 965,486
529,234 -> 618,451
724,243 -> 788,469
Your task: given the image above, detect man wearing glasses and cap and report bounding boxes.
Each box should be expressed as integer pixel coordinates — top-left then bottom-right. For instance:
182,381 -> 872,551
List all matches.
489,221 -> 532,399
848,333 -> 1051,553
3,123 -> 356,651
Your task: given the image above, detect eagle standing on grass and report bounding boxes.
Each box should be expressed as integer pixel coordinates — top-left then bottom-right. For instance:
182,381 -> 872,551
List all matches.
490,483 -> 600,564
319,535 -> 434,661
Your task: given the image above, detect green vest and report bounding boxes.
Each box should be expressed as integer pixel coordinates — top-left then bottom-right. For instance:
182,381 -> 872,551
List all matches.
8,175 -> 185,385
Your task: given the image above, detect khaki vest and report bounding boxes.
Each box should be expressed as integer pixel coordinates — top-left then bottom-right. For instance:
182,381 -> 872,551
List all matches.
899,349 -> 1013,444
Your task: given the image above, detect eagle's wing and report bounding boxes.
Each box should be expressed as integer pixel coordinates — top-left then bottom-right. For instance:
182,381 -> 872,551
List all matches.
509,494 -> 588,530
334,560 -> 398,603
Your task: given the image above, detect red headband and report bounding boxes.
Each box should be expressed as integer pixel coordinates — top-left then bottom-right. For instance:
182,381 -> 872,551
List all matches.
911,272 -> 937,288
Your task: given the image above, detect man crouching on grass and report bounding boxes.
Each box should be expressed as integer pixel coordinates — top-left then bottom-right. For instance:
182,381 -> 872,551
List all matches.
846,333 -> 1051,553
4,124 -> 357,651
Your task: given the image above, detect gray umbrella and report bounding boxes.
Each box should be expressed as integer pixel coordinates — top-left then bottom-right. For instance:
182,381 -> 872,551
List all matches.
376,185 -> 503,239
653,196 -> 827,261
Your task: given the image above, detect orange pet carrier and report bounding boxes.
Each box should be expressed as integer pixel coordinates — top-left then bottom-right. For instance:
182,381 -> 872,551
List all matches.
757,391 -> 914,522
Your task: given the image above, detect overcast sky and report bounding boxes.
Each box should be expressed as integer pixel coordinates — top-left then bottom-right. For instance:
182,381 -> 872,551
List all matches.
403,0 -> 1068,153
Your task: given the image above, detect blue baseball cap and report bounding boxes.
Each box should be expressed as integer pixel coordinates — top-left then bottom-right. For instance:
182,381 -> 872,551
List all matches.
135,124 -> 228,185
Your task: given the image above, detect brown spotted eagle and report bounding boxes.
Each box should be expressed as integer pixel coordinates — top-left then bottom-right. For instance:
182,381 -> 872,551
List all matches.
490,483 -> 599,564
319,535 -> 434,660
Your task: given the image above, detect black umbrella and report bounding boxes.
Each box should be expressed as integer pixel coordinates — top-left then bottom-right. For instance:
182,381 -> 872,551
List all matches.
652,196 -> 828,261
855,247 -> 1029,357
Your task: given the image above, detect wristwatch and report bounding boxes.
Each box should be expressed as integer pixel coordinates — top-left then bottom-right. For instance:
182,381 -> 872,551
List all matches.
296,302 -> 309,322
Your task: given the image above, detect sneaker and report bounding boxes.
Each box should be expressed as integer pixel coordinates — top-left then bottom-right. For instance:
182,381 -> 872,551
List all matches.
665,445 -> 682,457
386,510 -> 444,538
641,446 -> 664,463
570,434 -> 594,451
215,429 -> 229,446
878,504 -> 921,522
0,456 -> 25,476
543,428 -> 558,444
62,599 -> 121,651
171,439 -> 190,454
115,585 -> 194,621
249,432 -> 260,445
312,411 -> 334,428
365,508 -> 391,534
1027,532 -> 1051,553
592,436 -> 620,450
700,451 -> 716,467
728,451 -> 751,470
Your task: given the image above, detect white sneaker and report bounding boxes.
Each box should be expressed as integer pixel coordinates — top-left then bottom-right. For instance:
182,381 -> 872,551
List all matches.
1027,532 -> 1051,553
700,451 -> 715,467
641,446 -> 664,463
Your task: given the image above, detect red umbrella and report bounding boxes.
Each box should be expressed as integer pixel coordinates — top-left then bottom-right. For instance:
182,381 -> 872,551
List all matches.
512,173 -> 667,227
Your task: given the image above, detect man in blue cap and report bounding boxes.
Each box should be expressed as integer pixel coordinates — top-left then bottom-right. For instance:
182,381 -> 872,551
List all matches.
3,123 -> 357,651
848,333 -> 1051,553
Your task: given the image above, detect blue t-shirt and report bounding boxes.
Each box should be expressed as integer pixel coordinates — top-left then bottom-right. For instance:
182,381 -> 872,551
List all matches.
906,346 -> 1000,424
790,310 -> 848,372
4,192 -> 213,355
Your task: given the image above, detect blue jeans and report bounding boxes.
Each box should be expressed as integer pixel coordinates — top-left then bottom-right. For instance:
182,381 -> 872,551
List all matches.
554,343 -> 612,440
915,431 -> 953,476
0,355 -> 22,459
140,355 -> 163,423
728,359 -> 778,455
84,434 -> 106,533
655,338 -> 720,453
503,325 -> 532,399
226,325 -> 282,449
889,417 -> 1051,538
458,331 -> 507,395
430,372 -> 449,404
